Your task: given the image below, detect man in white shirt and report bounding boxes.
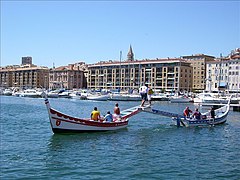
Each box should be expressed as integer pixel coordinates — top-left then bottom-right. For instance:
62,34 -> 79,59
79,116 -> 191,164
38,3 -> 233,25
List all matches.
139,84 -> 148,107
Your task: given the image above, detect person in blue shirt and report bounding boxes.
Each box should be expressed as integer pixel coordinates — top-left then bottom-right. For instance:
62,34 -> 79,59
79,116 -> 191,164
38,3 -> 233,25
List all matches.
104,111 -> 113,122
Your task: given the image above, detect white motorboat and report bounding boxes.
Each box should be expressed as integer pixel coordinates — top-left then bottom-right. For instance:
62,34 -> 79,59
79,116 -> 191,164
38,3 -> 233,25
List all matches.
194,93 -> 228,104
151,93 -> 169,101
109,93 -> 141,101
170,95 -> 192,103
2,89 -> 13,96
86,93 -> 110,101
19,89 -> 42,98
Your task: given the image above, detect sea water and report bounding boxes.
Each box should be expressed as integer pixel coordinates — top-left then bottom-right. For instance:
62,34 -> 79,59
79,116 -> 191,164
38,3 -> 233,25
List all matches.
1,96 -> 240,179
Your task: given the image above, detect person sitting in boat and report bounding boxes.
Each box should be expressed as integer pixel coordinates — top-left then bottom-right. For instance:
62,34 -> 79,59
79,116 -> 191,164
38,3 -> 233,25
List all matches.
114,103 -> 120,115
91,107 -> 101,121
192,108 -> 201,120
113,103 -> 121,121
147,86 -> 154,106
104,111 -> 113,122
183,106 -> 192,118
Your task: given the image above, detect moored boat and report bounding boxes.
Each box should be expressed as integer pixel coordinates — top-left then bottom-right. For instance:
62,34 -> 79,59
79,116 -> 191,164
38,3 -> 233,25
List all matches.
2,89 -> 13,96
86,93 -> 109,101
109,93 -> 141,101
19,89 -> 42,98
170,95 -> 192,103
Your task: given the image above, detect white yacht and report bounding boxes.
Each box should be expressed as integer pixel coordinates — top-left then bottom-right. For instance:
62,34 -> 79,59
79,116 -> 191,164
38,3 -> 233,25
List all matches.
19,89 -> 43,98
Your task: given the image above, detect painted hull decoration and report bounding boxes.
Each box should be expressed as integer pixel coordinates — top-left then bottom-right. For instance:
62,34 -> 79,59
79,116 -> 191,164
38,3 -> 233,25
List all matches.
142,101 -> 230,127
44,98 -> 142,133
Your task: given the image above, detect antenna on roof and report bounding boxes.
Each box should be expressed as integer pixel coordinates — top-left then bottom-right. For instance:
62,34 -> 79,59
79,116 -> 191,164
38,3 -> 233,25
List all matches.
53,62 -> 55,69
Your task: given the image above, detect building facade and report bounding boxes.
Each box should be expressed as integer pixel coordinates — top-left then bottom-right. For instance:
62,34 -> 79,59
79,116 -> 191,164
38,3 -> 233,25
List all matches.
49,62 -> 87,90
0,64 -> 49,89
87,58 -> 193,93
182,54 -> 215,91
206,49 -> 240,93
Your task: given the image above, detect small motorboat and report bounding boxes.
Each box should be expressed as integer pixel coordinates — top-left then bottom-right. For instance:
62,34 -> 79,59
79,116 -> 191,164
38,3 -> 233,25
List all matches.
86,93 -> 110,101
109,93 -> 141,101
170,95 -> 192,103
44,97 -> 142,133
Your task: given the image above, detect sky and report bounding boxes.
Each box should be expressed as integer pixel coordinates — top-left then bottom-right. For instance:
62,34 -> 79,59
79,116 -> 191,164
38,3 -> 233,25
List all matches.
1,1 -> 239,68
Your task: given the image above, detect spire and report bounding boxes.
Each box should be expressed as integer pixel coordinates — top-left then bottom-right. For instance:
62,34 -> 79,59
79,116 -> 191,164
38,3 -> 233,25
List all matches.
127,45 -> 134,61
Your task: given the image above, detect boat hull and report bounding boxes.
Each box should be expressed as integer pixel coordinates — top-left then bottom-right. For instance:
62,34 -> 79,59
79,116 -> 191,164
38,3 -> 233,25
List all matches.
45,98 -> 129,133
172,104 -> 229,127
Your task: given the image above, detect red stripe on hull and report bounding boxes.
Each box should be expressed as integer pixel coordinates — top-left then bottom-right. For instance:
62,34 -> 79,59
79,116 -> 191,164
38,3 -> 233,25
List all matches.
51,117 -> 128,127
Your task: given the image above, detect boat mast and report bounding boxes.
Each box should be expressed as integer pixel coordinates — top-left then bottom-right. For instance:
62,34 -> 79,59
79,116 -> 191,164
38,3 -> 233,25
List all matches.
119,51 -> 122,91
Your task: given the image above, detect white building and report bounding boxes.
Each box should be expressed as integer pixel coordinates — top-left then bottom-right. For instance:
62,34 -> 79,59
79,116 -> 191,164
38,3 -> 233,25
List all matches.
206,54 -> 240,93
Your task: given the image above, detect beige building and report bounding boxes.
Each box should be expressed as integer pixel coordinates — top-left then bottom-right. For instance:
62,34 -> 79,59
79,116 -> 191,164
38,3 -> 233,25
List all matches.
0,64 -> 49,89
181,54 -> 215,91
49,62 -> 87,90
87,58 -> 193,93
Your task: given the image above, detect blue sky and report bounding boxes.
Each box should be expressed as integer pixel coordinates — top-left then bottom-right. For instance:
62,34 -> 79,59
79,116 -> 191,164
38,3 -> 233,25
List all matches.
1,1 -> 239,67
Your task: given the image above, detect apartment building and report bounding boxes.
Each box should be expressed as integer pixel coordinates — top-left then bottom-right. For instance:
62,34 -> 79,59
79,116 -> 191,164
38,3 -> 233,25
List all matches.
206,49 -> 240,92
49,62 -> 87,89
87,58 -> 193,93
182,54 -> 215,91
0,64 -> 49,89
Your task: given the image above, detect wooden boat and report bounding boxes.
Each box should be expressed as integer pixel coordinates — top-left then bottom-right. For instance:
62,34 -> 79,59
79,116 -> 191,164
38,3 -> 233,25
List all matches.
142,100 -> 230,127
44,98 -> 142,133
172,103 -> 230,127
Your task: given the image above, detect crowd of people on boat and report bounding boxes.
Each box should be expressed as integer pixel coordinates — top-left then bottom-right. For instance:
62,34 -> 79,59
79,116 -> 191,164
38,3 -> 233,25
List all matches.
90,103 -> 122,122
183,106 -> 215,120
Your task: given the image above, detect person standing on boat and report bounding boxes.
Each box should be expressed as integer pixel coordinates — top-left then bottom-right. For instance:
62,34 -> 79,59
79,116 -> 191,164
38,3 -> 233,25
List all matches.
210,107 -> 215,119
147,87 -> 154,106
183,106 -> 192,118
192,108 -> 201,120
139,84 -> 148,107
104,111 -> 113,122
91,107 -> 101,121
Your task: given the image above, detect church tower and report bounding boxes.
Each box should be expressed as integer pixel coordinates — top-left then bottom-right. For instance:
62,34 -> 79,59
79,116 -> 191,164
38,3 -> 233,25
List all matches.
127,45 -> 134,61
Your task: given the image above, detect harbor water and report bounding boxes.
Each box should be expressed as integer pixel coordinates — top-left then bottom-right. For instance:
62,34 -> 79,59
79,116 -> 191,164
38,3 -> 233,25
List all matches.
1,96 -> 240,179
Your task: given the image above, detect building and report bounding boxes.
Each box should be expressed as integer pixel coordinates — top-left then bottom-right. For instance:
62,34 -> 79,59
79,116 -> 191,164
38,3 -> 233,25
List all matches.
0,64 -> 49,89
49,62 -> 87,90
206,49 -> 240,92
87,58 -> 193,93
182,54 -> 215,91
